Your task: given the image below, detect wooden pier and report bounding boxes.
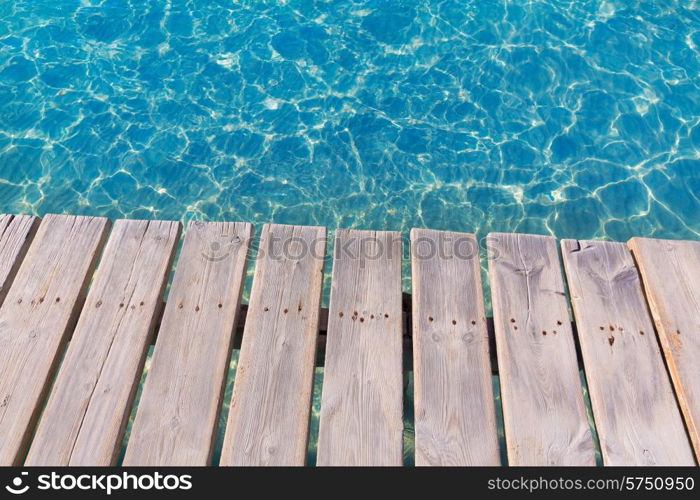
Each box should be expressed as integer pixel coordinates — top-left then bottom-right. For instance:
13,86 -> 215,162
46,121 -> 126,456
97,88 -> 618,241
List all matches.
0,213 -> 698,466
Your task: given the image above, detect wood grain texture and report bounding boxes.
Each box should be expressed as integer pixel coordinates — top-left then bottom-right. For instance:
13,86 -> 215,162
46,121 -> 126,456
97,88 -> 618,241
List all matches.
411,229 -> 500,466
628,237 -> 700,461
561,239 -> 695,466
220,224 -> 326,466
123,221 -> 252,466
317,229 -> 403,466
0,214 -> 39,306
0,214 -> 110,465
488,233 -> 595,465
25,220 -> 181,466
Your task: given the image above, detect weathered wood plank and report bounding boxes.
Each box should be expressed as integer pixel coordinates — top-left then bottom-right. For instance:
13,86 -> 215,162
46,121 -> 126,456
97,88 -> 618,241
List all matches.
317,229 -> 403,466
0,215 -> 39,307
123,221 -> 252,466
628,237 -> 700,461
488,233 -> 595,465
561,239 -> 695,465
411,229 -> 499,466
25,219 -> 181,466
220,224 -> 326,466
0,214 -> 110,465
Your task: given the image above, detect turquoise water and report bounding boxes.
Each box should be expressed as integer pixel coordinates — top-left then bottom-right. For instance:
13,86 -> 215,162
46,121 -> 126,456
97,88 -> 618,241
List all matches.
1,0 -> 699,242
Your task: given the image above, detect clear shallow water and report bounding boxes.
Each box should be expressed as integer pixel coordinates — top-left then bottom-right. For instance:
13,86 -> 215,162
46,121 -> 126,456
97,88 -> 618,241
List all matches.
1,0 -> 699,243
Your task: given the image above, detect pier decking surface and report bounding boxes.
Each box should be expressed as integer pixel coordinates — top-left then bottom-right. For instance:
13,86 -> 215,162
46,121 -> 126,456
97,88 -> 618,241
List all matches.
0,214 -> 698,466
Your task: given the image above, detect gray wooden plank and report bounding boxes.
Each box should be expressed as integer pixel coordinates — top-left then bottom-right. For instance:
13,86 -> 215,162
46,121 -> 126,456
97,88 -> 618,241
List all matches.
0,214 -> 110,465
123,221 -> 252,466
220,224 -> 326,466
411,229 -> 500,466
488,233 -> 595,465
561,239 -> 695,465
25,219 -> 181,466
317,229 -> 403,466
628,237 -> 700,461
0,214 -> 39,307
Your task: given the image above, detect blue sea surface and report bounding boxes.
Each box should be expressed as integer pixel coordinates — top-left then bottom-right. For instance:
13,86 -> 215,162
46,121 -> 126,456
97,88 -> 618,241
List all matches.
1,0 -> 699,243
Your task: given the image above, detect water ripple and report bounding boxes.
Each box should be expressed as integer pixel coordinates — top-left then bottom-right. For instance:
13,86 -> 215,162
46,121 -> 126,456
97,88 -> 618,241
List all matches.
0,0 -> 699,245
